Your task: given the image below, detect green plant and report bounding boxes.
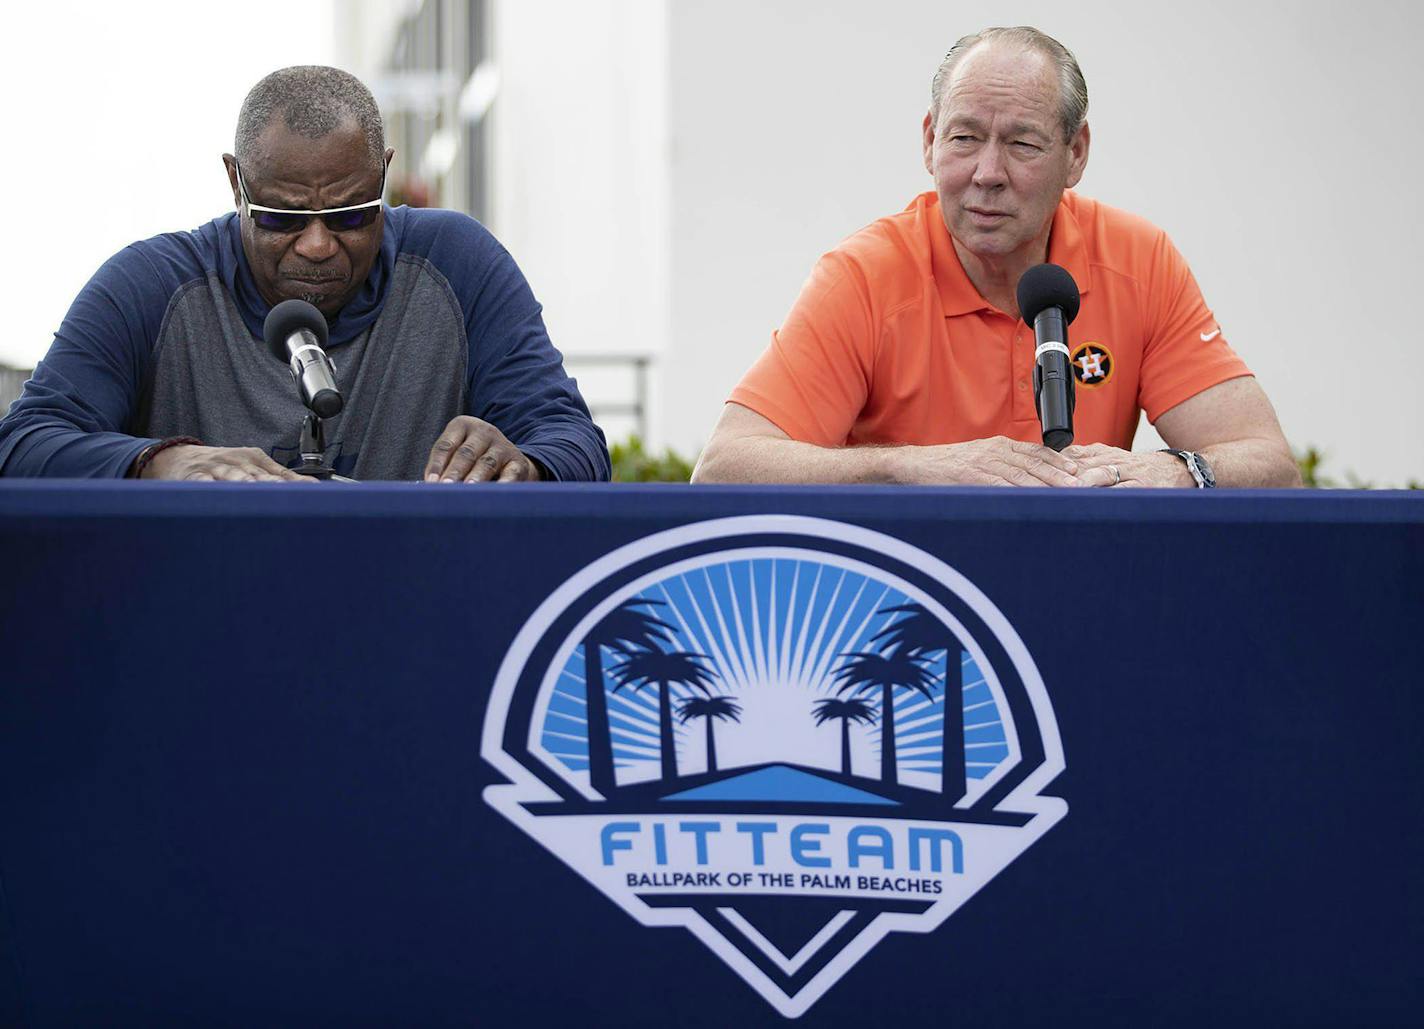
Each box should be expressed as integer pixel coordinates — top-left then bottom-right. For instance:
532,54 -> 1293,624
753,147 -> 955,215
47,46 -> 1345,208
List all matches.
1295,446 -> 1421,490
1295,446 -> 1332,488
609,435 -> 697,483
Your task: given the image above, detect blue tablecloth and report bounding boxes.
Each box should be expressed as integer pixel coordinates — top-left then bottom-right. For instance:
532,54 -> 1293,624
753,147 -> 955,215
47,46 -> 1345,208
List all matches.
1,482 -> 1420,1026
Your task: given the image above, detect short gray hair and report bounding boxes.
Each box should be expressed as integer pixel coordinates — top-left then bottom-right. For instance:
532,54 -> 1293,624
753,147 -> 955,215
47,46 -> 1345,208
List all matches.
234,65 -> 385,169
929,27 -> 1088,143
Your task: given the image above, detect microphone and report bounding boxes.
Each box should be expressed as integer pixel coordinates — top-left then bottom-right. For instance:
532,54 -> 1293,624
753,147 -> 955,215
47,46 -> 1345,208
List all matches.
1016,263 -> 1081,452
262,299 -> 343,419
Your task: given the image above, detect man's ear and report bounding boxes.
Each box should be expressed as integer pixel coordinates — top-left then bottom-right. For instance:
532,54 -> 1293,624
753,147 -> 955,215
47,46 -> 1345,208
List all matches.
384,147 -> 395,172
1065,122 -> 1090,189
921,109 -> 935,175
221,154 -> 241,209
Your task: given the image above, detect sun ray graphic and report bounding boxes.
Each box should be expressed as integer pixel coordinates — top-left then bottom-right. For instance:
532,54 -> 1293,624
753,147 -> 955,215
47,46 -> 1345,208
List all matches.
537,550 -> 1016,801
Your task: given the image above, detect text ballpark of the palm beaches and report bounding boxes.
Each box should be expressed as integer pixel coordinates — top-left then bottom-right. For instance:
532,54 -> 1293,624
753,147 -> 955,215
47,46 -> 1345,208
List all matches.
600,819 -> 962,896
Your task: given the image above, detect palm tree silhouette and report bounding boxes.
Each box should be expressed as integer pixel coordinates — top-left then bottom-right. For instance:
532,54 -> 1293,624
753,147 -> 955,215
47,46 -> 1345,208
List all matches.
582,599 -> 677,795
812,697 -> 878,776
677,695 -> 742,774
610,647 -> 718,781
832,651 -> 937,786
872,603 -> 966,803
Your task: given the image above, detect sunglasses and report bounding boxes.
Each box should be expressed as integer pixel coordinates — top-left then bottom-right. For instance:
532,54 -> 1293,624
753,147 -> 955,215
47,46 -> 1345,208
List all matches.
235,161 -> 385,233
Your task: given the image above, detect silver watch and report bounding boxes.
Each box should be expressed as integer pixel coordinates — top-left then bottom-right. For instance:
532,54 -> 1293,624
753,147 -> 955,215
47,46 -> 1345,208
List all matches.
1161,448 -> 1216,488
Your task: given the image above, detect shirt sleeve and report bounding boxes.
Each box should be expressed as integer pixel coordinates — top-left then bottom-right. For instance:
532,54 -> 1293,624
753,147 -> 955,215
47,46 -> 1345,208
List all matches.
1137,229 -> 1253,423
458,233 -> 610,483
0,247 -> 171,477
728,251 -> 877,447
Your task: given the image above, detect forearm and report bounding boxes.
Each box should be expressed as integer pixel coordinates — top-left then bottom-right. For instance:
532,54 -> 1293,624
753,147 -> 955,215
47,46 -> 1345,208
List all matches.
517,424 -> 612,482
693,434 -> 934,485
2,274 -> 159,478
695,404 -> 1086,486
481,381 -> 610,483
464,347 -> 609,482
0,418 -> 152,479
1146,378 -> 1299,488
1198,436 -> 1302,488
0,354 -> 152,477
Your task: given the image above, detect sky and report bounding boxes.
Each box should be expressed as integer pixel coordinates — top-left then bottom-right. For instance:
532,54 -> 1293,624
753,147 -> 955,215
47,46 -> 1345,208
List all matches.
0,1 -> 337,368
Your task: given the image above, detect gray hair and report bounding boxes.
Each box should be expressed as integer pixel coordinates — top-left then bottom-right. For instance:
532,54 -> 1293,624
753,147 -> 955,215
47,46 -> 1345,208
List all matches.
234,65 -> 385,169
929,27 -> 1088,142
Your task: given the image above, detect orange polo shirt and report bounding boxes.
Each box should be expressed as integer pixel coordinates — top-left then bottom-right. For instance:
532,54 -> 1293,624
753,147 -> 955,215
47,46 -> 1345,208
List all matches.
729,190 -> 1251,449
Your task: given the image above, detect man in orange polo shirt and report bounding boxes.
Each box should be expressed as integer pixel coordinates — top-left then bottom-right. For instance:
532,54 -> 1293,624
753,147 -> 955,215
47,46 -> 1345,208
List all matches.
692,26 -> 1299,489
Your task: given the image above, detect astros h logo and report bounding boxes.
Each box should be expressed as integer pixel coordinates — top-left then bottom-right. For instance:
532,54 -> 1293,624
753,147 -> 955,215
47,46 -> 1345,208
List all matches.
1070,341 -> 1114,386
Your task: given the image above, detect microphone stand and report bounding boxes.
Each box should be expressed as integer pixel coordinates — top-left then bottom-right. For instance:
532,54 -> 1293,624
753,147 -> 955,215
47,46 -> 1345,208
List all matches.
291,412 -> 357,482
293,412 -> 334,479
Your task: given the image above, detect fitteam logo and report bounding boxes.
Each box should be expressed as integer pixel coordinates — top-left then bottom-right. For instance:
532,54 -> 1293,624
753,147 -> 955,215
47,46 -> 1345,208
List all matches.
1070,341 -> 1114,387
482,516 -> 1067,1017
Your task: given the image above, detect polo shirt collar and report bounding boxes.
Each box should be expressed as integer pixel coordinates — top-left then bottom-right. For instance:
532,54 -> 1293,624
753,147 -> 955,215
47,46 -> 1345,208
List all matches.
1045,193 -> 1093,301
928,190 -> 1093,318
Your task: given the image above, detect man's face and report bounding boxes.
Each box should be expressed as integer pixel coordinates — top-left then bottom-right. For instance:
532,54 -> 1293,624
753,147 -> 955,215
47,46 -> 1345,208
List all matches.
922,44 -> 1089,265
223,120 -> 391,317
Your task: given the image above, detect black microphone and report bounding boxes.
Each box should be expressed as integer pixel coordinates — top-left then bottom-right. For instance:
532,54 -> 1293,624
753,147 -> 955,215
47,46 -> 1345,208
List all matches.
1016,263 -> 1081,452
262,299 -> 343,419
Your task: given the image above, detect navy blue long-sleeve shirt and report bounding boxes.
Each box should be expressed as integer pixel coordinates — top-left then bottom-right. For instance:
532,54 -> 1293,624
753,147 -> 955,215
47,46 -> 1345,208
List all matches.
0,206 -> 609,481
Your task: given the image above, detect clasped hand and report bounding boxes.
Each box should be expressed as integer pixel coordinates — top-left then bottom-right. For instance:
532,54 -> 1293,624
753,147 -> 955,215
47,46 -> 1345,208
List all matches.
1059,443 -> 1194,488
908,436 -> 1190,487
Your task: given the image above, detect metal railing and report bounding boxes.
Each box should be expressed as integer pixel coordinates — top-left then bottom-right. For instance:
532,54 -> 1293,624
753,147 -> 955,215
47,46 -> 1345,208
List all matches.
562,353 -> 652,443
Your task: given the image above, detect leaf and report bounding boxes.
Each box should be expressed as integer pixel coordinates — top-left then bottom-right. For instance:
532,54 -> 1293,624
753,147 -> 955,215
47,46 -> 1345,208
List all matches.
609,435 -> 698,483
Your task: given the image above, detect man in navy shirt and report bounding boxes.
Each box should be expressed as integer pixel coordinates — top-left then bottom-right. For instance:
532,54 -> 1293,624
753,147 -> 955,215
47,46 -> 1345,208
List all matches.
0,66 -> 608,483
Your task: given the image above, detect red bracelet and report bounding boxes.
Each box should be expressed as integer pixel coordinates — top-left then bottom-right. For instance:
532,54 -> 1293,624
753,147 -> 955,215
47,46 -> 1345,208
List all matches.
129,436 -> 204,479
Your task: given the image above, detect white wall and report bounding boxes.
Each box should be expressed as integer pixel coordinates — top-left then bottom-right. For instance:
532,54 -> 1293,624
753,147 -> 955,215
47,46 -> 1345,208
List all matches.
654,0 -> 1423,484
488,0 -> 669,441
335,0 -> 418,77
663,1 -> 931,459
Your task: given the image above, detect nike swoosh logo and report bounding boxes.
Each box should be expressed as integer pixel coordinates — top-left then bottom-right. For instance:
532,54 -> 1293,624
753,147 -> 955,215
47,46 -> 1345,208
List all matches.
1200,328 -> 1221,342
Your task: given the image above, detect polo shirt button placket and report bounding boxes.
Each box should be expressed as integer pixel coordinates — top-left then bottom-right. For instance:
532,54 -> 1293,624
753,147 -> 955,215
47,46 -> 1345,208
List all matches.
1015,326 -> 1029,392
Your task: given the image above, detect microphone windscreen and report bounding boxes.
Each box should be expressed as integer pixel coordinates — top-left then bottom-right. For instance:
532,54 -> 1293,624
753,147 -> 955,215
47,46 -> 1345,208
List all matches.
263,299 -> 329,359
1016,263 -> 1081,326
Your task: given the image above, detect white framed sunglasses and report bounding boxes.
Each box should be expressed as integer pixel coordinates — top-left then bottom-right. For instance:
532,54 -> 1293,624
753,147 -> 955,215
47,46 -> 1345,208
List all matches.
235,161 -> 386,233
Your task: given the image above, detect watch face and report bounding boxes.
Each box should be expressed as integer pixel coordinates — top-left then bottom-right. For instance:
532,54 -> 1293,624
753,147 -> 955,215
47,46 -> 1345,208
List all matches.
1187,451 -> 1215,488
1160,448 -> 1214,487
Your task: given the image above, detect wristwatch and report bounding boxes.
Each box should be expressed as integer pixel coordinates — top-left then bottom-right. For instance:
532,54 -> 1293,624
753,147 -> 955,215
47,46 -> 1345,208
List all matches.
1161,449 -> 1216,488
